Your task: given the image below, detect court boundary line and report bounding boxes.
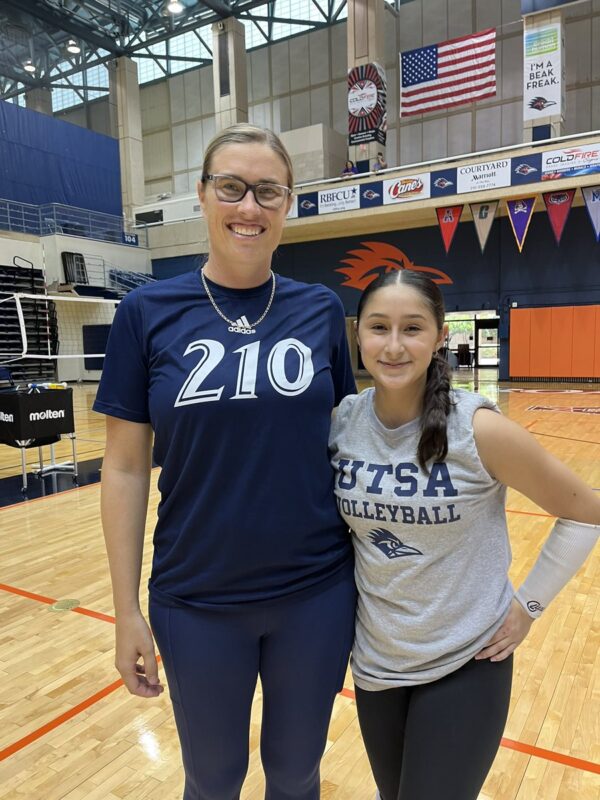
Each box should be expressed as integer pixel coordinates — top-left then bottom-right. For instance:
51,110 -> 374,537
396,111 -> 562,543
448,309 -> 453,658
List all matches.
339,687 -> 600,774
529,430 -> 600,446
1,583 -> 599,776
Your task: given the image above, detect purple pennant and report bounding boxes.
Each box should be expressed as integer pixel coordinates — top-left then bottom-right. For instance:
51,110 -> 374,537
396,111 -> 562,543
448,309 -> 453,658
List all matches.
506,197 -> 536,252
582,186 -> 600,242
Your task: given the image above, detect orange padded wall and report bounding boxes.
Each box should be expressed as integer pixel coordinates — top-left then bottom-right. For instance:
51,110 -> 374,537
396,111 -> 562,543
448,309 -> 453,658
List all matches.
509,309 -> 531,377
572,306 -> 596,377
509,305 -> 600,379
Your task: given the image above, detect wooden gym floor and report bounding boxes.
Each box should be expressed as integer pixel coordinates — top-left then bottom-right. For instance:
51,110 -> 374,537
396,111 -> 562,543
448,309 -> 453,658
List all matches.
0,373 -> 599,799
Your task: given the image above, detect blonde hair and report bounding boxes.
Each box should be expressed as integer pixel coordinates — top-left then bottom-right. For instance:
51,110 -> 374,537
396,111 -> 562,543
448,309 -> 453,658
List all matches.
201,123 -> 294,189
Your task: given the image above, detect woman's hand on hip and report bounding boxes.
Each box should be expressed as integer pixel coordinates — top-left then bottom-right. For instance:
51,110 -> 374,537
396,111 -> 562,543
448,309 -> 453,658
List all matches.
475,598 -> 533,662
115,611 -> 164,698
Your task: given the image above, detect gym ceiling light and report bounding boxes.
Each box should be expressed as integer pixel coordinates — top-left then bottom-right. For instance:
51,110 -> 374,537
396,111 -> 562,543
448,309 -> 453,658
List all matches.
166,0 -> 185,13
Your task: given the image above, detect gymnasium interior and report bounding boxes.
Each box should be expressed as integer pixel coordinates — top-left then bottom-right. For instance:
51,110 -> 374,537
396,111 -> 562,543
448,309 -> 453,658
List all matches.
0,0 -> 599,797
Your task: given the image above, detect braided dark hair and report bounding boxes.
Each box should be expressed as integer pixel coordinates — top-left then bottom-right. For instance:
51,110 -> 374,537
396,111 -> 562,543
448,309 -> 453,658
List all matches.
356,269 -> 452,472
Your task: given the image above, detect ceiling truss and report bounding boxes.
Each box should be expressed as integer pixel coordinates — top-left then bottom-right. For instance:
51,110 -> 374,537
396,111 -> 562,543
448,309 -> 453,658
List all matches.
0,0 -> 398,106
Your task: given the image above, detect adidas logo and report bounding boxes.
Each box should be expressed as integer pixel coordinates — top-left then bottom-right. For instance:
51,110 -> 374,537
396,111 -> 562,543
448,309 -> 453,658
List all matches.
228,315 -> 256,335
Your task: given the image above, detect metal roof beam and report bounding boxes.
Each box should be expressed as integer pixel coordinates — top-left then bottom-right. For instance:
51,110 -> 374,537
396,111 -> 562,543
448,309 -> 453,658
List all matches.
200,0 -> 233,18
2,0 -> 127,56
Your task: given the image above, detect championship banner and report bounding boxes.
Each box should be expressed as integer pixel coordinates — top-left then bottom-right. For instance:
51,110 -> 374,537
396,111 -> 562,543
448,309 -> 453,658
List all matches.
542,189 -> 575,245
348,63 -> 387,146
470,201 -> 498,254
582,186 -> 600,241
436,206 -> 463,254
506,197 -> 537,252
523,23 -> 563,121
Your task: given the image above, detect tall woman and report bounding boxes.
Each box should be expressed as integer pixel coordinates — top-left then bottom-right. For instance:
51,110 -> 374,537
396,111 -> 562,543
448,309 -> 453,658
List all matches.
329,269 -> 600,800
95,124 -> 357,800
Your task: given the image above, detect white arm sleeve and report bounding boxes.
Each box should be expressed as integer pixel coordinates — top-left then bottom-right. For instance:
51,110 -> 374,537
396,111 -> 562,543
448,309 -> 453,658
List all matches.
515,517 -> 600,619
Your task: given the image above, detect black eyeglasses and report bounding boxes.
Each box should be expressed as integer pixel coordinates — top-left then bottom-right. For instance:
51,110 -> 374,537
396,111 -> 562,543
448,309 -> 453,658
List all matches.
202,174 -> 292,210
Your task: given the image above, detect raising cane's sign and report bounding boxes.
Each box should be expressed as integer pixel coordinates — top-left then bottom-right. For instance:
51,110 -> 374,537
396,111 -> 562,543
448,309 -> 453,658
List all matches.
383,173 -> 431,204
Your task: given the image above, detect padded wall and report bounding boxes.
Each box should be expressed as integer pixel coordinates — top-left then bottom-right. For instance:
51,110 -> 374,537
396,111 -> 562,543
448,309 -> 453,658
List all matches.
510,305 -> 600,379
0,101 -> 121,215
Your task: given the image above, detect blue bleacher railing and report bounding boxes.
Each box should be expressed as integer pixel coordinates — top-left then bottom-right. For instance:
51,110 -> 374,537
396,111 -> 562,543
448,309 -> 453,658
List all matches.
0,197 -> 148,248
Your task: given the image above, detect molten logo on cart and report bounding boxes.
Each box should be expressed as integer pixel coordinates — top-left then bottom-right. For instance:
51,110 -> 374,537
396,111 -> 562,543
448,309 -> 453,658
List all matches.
29,409 -> 66,421
0,411 -> 14,422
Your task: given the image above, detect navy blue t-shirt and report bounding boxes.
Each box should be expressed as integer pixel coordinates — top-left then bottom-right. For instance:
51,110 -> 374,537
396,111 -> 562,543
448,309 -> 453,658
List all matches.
94,270 -> 356,606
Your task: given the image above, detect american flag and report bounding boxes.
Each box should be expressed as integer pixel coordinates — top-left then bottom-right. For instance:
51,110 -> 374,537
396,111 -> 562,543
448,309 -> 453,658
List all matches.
400,28 -> 496,117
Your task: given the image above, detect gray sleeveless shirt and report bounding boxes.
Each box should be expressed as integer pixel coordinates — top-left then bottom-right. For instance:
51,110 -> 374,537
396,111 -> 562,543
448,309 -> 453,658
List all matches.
329,387 -> 514,690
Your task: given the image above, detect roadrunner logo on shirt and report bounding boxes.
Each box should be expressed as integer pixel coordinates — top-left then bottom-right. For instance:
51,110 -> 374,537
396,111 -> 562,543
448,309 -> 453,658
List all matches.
367,528 -> 423,559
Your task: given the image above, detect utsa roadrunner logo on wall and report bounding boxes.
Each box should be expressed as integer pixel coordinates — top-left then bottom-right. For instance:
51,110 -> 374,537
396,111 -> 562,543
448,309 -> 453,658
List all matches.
335,242 -> 453,290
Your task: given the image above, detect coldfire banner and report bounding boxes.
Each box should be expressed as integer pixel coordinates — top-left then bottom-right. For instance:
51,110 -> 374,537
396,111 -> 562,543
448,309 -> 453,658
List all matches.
523,22 -> 563,121
348,63 -> 387,146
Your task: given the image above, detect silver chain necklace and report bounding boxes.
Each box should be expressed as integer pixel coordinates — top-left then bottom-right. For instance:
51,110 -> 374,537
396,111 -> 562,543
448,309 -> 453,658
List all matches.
201,268 -> 276,335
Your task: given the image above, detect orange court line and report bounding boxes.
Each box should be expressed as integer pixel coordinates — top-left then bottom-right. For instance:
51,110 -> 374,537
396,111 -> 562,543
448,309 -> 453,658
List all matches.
500,737 -> 600,775
73,606 -> 116,624
0,583 -> 114,622
338,687 -> 600,775
0,678 -> 124,761
530,431 -> 600,446
506,508 -> 553,518
3,582 -> 600,776
0,583 -> 56,605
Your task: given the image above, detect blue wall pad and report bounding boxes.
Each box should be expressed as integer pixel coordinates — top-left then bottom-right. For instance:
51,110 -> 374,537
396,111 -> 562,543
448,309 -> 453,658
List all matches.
0,101 -> 122,216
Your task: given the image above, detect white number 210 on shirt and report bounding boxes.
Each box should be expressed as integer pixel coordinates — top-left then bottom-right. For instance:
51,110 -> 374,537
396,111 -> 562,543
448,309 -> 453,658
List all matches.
174,338 -> 314,405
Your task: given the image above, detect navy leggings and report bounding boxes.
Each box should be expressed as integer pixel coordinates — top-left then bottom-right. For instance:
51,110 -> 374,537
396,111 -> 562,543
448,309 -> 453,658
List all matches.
149,573 -> 356,800
355,655 -> 513,800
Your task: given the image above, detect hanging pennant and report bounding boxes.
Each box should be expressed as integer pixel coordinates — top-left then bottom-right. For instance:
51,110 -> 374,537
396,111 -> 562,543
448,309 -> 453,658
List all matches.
436,205 -> 463,254
543,189 -> 575,245
506,197 -> 536,252
469,201 -> 498,253
582,186 -> 600,242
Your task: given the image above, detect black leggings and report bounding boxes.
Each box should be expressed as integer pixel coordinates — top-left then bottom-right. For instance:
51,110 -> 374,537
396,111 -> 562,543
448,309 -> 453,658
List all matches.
355,656 -> 513,800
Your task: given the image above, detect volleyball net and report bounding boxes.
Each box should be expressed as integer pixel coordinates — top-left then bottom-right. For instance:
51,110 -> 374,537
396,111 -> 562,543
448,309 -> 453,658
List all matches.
0,291 -> 118,382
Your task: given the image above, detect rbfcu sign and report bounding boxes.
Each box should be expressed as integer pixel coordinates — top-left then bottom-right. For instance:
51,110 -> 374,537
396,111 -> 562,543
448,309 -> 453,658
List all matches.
523,23 -> 563,121
457,159 -> 511,193
318,186 -> 360,214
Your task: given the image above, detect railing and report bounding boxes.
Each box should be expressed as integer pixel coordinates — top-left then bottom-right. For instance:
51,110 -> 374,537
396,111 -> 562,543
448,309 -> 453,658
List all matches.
0,198 -> 42,236
40,204 -> 149,248
71,254 -> 155,296
108,268 -> 156,293
0,197 -> 148,248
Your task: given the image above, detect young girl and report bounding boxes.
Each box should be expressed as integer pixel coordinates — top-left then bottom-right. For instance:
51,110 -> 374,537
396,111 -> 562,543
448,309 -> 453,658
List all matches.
329,269 -> 600,800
